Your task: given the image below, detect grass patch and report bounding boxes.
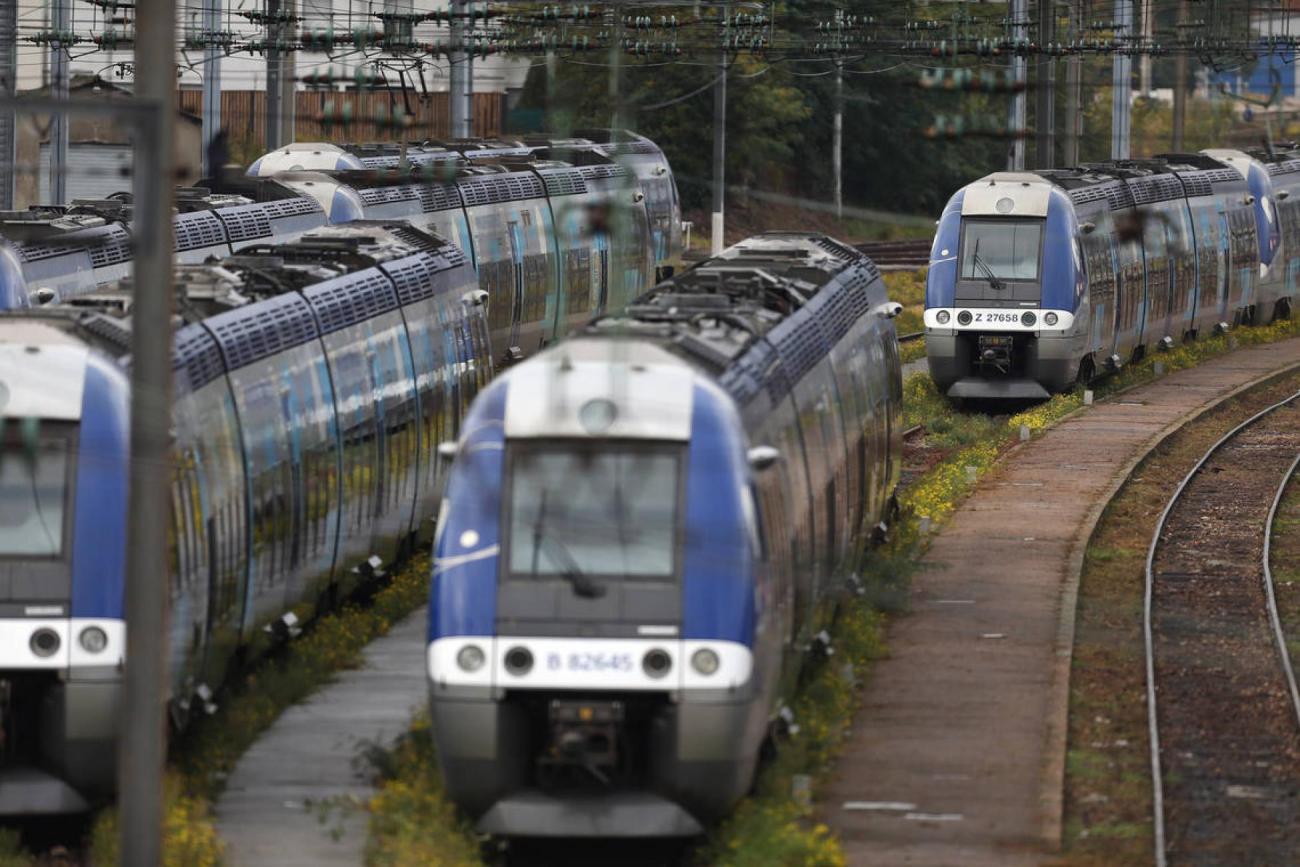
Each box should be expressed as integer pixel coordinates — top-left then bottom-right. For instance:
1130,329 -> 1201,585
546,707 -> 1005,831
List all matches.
361,715 -> 483,867
0,830 -> 29,867
72,553 -> 435,866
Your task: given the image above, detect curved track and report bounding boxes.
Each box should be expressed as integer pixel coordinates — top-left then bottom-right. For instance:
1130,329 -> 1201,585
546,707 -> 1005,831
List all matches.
1145,389 -> 1300,867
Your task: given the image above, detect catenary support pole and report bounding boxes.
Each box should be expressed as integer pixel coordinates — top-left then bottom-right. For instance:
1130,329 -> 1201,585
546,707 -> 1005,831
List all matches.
1064,0 -> 1081,166
280,0 -> 295,145
1112,0 -> 1132,160
1138,0 -> 1152,95
711,44 -> 727,255
265,0 -> 282,150
119,0 -> 176,861
1172,0 -> 1187,151
50,0 -> 70,203
201,0 -> 222,176
1008,0 -> 1027,171
1035,0 -> 1056,168
449,0 -> 468,138
833,59 -> 842,220
0,0 -> 15,209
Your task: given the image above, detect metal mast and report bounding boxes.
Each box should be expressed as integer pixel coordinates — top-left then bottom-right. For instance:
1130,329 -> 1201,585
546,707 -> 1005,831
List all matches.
1008,0 -> 1027,171
50,0 -> 70,203
202,0 -> 222,176
119,0 -> 177,860
1112,0 -> 1133,159
0,0 -> 15,208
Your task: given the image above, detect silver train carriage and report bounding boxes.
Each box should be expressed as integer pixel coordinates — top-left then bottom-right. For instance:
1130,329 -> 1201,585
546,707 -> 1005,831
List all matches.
426,233 -> 903,837
247,128 -> 682,275
925,148 -> 1298,400
0,223 -> 488,814
0,182 -> 327,308
249,150 -> 660,363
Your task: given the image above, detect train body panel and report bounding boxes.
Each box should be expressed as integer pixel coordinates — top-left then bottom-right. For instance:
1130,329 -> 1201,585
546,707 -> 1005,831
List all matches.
927,149 -> 1294,399
427,233 -> 901,836
0,224 -> 489,812
1,185 -> 329,308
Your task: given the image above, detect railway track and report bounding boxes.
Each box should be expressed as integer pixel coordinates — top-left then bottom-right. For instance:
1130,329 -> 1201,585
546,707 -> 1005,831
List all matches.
856,239 -> 931,270
1145,389 -> 1300,867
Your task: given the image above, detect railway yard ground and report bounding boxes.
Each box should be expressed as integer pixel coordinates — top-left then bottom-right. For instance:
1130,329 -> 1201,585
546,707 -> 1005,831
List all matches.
5,273 -> 1300,867
206,326 -> 1300,867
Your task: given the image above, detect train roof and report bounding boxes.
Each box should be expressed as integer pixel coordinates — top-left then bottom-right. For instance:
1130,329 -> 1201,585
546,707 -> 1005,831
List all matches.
4,222 -> 466,378
1017,153 -> 1243,211
581,232 -> 876,376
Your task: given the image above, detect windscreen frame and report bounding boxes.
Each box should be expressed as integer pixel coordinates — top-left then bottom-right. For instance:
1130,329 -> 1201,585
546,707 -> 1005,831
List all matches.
499,437 -> 687,584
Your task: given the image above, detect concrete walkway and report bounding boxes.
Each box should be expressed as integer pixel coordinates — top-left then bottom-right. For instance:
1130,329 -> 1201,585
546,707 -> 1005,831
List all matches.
215,612 -> 427,866
822,338 -> 1300,866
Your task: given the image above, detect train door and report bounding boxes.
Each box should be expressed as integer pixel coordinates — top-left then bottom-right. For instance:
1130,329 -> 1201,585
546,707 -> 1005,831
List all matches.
1216,207 -> 1231,323
506,220 -> 525,350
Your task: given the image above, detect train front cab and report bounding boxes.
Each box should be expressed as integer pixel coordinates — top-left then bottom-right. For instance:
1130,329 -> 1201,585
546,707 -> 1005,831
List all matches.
0,329 -> 129,813
427,345 -> 767,837
925,174 -> 1086,399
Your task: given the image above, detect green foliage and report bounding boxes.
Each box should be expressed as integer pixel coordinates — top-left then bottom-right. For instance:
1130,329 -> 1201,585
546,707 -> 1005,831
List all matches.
515,51 -> 1002,216
362,715 -> 484,867
0,829 -> 28,867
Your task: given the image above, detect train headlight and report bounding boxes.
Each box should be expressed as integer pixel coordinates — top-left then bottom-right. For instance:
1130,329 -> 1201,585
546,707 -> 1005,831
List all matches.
504,646 -> 534,676
78,626 -> 108,654
1044,312 -> 1059,326
30,628 -> 60,658
642,648 -> 672,679
456,644 -> 486,672
1022,311 -> 1037,327
935,310 -> 951,325
957,310 -> 973,326
579,398 -> 618,434
690,648 -> 720,676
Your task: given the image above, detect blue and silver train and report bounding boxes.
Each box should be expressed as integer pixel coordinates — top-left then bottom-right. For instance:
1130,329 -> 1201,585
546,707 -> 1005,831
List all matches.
247,129 -> 682,276
0,224 -> 492,813
426,233 -> 903,836
1,130 -> 678,369
0,182 -> 327,307
925,147 -> 1300,400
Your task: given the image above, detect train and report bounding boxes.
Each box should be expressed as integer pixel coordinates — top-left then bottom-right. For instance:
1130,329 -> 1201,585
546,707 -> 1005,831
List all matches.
1,129 -> 680,366
0,182 -> 328,307
426,233 -> 904,837
246,129 -> 682,274
925,147 -> 1300,401
0,223 -> 493,813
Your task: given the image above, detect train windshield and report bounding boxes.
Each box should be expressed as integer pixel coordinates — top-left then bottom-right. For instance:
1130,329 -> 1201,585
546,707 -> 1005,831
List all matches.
507,444 -> 680,580
0,430 -> 70,557
960,219 -> 1043,281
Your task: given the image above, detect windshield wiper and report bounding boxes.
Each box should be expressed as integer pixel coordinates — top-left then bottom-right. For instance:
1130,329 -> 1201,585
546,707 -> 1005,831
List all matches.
531,490 -> 606,599
970,239 -> 1005,291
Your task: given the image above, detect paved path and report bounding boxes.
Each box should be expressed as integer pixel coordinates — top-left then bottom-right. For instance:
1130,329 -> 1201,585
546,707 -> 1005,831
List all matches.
822,338 -> 1300,866
215,612 -> 427,866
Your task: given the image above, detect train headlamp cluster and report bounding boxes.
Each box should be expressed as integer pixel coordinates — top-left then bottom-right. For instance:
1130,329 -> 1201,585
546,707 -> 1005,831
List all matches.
78,626 -> 108,654
1021,311 -> 1036,327
1044,312 -> 1058,326
456,644 -> 486,672
29,628 -> 60,658
690,648 -> 720,676
504,646 -> 534,675
642,648 -> 672,678
579,398 -> 618,434
935,310 -> 951,325
957,311 -> 973,326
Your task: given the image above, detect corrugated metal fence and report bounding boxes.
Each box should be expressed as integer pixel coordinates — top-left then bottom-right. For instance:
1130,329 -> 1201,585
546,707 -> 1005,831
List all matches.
177,90 -> 505,145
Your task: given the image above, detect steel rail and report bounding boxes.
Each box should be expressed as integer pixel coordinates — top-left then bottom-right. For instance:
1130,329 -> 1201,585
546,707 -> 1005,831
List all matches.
1143,388 -> 1300,867
1263,451 -> 1300,729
